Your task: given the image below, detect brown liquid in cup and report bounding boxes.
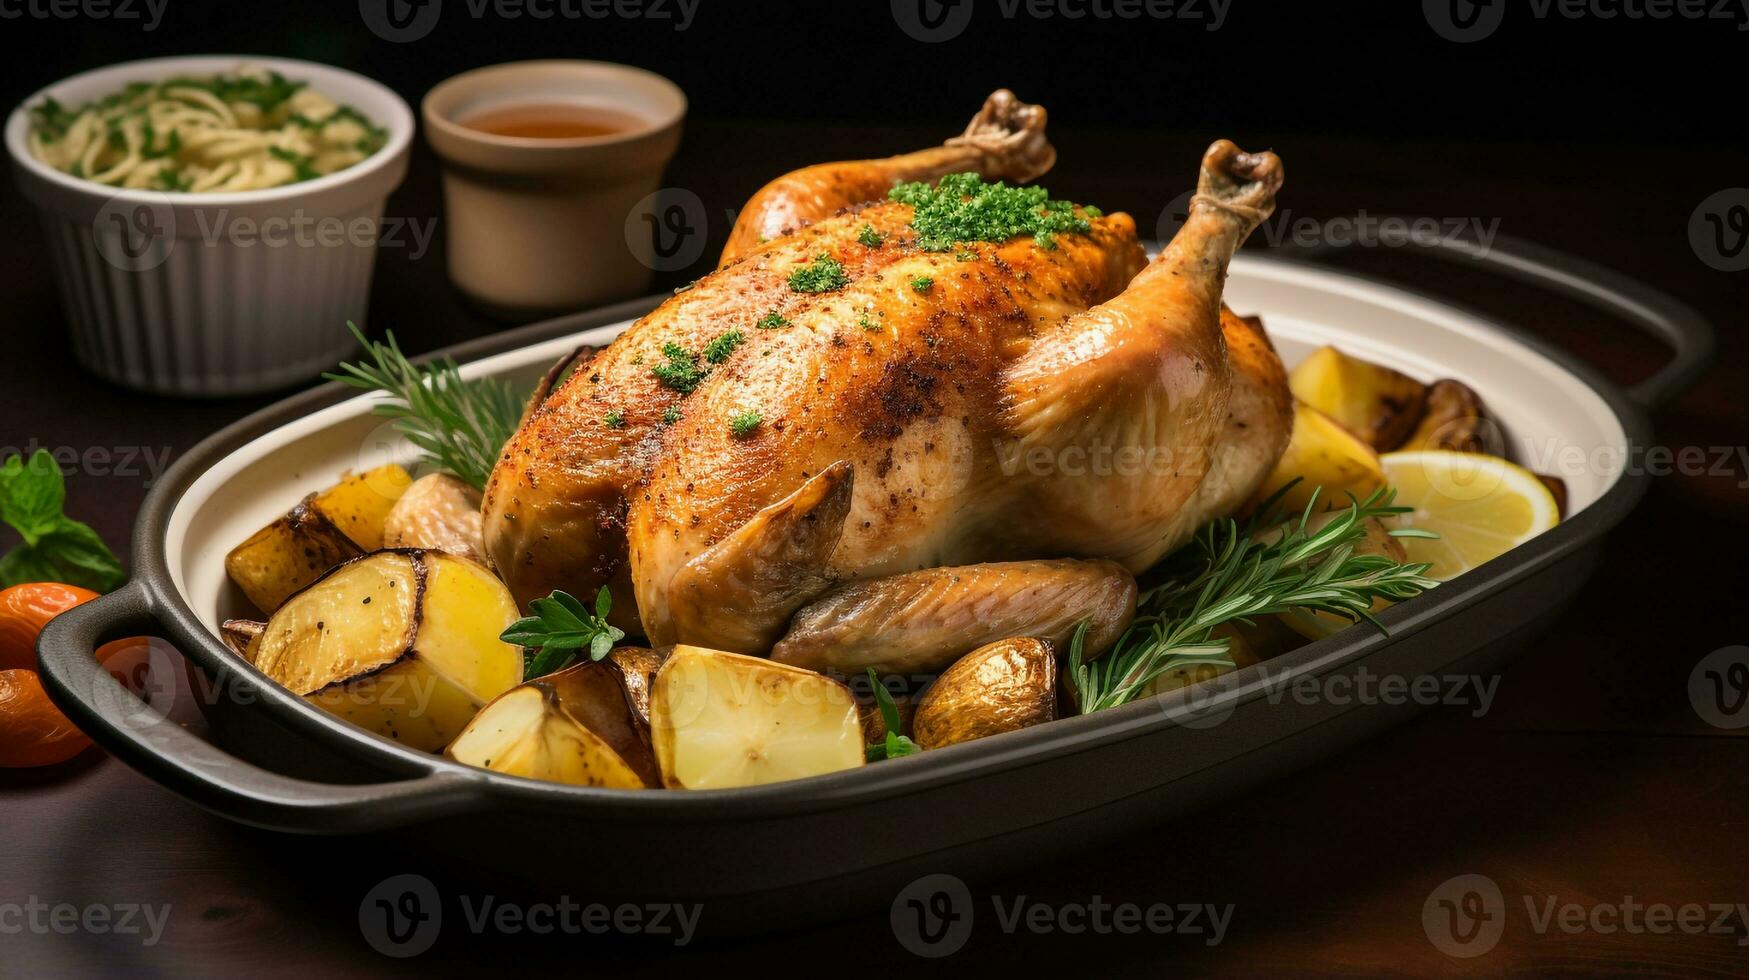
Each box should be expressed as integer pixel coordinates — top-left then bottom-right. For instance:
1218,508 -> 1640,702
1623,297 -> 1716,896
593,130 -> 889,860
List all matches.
461,103 -> 645,140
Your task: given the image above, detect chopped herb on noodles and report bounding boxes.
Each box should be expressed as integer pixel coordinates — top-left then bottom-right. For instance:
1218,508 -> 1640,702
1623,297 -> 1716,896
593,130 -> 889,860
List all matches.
27,65 -> 388,193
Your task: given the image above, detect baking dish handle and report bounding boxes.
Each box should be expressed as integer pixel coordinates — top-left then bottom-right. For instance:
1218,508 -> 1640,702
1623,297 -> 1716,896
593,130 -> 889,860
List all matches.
36,582 -> 490,834
1281,226 -> 1715,411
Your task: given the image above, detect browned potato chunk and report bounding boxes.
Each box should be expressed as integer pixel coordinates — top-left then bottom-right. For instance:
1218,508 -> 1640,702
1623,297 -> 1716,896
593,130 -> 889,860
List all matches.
247,549 -> 521,752
225,464 -> 413,614
1252,401 -> 1387,514
1399,379 -> 1498,455
1289,345 -> 1428,450
446,684 -> 648,789
606,645 -> 666,726
383,473 -> 485,561
912,638 -> 1057,750
538,658 -> 661,787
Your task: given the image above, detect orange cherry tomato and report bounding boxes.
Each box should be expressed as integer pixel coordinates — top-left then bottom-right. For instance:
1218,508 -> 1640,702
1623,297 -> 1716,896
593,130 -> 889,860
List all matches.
0,583 -> 100,672
0,668 -> 92,767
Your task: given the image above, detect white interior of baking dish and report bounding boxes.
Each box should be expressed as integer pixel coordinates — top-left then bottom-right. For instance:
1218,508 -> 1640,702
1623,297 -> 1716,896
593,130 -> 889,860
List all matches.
164,256 -> 1631,631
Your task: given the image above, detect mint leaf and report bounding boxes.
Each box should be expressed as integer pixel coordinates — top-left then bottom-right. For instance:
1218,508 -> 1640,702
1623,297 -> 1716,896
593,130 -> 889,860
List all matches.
0,451 -> 125,592
0,450 -> 67,545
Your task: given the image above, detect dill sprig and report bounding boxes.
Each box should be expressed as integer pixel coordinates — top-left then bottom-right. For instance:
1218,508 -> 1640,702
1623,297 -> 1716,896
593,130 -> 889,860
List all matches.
325,323 -> 525,492
1069,484 -> 1440,714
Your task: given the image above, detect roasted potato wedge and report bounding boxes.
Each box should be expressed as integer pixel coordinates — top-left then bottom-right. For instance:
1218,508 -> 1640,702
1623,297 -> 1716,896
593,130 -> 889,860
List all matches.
607,645 -> 666,726
858,687 -> 916,744
1399,379 -> 1499,455
218,618 -> 264,657
539,658 -> 660,786
650,645 -> 863,789
1289,345 -> 1428,450
383,473 -> 485,561
1252,401 -> 1387,514
225,463 -> 414,614
247,549 -> 521,752
446,683 -> 649,789
912,637 -> 1057,750
1145,623 -> 1265,696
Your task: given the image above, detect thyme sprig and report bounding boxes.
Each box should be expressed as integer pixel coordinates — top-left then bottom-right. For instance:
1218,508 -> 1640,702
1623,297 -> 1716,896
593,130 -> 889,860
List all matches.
1069,484 -> 1439,714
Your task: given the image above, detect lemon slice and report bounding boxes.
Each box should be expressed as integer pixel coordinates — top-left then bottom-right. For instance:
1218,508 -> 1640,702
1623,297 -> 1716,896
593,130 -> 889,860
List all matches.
1379,450 -> 1560,580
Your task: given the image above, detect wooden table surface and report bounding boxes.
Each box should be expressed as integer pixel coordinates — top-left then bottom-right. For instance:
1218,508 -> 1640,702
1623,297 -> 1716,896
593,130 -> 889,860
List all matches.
2,122 -> 1746,977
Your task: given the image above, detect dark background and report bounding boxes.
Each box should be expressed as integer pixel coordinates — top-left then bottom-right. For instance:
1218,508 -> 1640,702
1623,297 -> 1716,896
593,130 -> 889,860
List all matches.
3,1 -> 1748,976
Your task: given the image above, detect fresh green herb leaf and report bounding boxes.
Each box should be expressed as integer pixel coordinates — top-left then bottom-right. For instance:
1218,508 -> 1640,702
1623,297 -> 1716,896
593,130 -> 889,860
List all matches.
857,224 -> 886,248
603,409 -> 626,429
910,275 -> 934,294
703,329 -> 746,363
755,311 -> 791,330
787,253 -> 849,293
889,172 -> 1095,251
729,409 -> 764,437
324,323 -> 525,492
1069,484 -> 1439,714
0,451 -> 126,592
651,342 -> 705,393
864,669 -> 921,761
661,405 -> 683,425
502,587 -> 627,680
858,315 -> 880,331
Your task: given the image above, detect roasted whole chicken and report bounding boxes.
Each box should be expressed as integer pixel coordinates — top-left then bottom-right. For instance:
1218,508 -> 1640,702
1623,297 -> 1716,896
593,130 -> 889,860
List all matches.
482,91 -> 1292,675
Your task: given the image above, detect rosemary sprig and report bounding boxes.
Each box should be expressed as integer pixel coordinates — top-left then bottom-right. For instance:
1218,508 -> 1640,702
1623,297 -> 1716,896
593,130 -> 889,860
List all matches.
501,587 -> 627,680
1070,484 -> 1439,714
865,669 -> 921,761
325,323 -> 525,491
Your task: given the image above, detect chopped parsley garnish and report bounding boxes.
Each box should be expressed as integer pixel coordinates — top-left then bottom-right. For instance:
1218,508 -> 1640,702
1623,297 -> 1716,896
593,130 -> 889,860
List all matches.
661,405 -> 683,425
955,249 -> 978,261
858,315 -> 880,331
729,409 -> 764,437
889,171 -> 1095,251
858,224 -> 886,247
756,311 -> 791,330
703,329 -> 745,364
910,276 -> 934,294
651,342 -> 704,393
788,253 -> 850,293
603,409 -> 626,429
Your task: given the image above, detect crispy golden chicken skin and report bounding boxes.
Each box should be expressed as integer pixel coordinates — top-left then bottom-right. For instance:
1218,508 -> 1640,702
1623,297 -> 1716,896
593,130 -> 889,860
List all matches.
483,98 -> 1291,660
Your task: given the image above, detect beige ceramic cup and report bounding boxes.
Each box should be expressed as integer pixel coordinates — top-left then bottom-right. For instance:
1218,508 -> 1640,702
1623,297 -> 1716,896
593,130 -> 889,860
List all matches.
423,61 -> 685,318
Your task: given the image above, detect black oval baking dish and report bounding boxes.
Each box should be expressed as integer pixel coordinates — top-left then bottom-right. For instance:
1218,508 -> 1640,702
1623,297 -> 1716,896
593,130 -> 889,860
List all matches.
37,231 -> 1712,934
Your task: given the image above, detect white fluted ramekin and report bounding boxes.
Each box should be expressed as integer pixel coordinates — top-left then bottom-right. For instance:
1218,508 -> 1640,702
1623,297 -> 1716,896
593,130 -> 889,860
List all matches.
5,56 -> 414,397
